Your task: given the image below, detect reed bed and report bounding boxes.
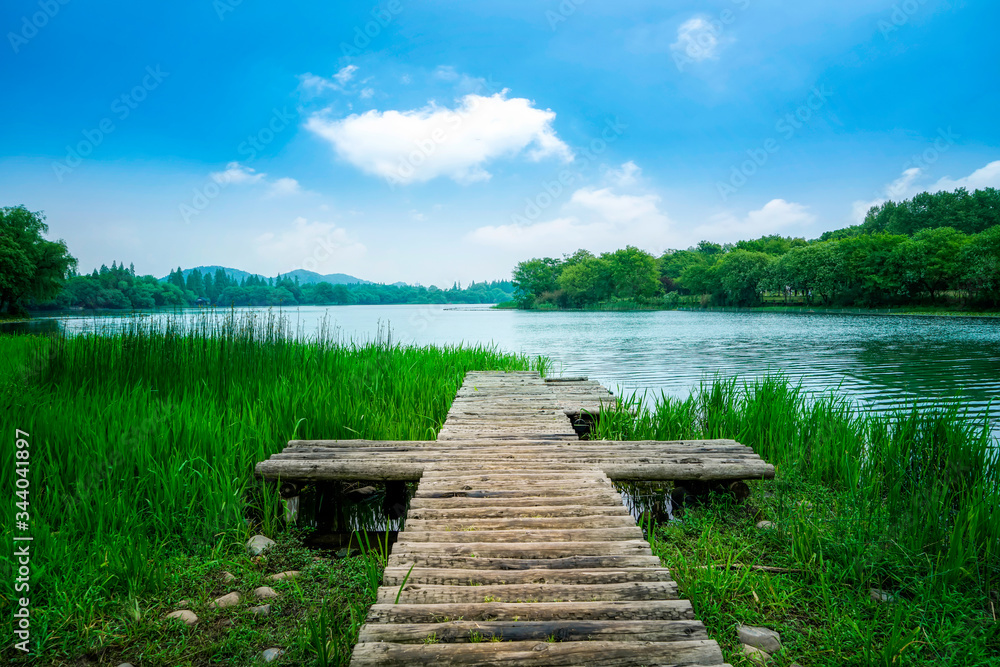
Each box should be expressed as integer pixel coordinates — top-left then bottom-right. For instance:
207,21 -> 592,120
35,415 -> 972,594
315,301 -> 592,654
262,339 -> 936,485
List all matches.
0,312 -> 543,664
597,376 -> 1000,665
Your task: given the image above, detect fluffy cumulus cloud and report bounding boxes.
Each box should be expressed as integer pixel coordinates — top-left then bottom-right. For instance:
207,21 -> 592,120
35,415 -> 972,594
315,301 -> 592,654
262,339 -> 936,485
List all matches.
209,162 -> 304,198
695,199 -> 816,240
305,92 -> 573,186
468,163 -> 815,258
852,160 -> 1000,223
467,164 -> 673,256
255,217 -> 366,273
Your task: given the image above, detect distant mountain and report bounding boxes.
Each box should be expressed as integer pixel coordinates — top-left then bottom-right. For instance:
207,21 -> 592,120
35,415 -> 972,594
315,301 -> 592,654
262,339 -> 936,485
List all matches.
161,266 -> 371,285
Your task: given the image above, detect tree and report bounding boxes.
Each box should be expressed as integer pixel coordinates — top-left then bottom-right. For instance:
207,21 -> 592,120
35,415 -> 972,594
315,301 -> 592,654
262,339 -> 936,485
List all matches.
0,206 -> 76,314
512,257 -> 562,308
717,250 -> 773,306
558,256 -> 611,306
604,246 -> 661,300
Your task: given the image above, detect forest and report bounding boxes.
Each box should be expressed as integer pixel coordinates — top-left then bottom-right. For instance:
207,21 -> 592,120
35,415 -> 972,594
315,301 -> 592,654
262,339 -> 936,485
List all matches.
29,263 -> 513,310
511,187 -> 1000,310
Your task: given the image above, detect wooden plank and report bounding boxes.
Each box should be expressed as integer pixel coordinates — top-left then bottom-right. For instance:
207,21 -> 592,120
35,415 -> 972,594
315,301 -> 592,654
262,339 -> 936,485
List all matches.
403,516 -> 639,530
365,599 -> 697,623
395,527 -> 643,543
406,506 -> 631,519
381,567 -> 673,586
377,581 -> 678,604
389,540 -> 653,558
350,640 -> 726,667
385,555 -> 665,570
357,619 -> 707,644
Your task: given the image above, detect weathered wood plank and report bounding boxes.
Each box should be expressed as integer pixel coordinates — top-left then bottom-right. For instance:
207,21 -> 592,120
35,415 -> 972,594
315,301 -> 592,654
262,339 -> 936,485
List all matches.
377,581 -> 679,604
365,599 -> 697,623
395,527 -> 643,543
406,505 -> 631,520
357,619 -> 707,644
385,555 -> 664,571
403,516 -> 638,530
381,567 -> 673,586
389,540 -> 653,558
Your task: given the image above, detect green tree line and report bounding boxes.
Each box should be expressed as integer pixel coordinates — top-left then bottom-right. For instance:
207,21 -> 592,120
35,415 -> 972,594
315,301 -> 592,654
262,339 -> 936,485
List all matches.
512,187 -> 1000,310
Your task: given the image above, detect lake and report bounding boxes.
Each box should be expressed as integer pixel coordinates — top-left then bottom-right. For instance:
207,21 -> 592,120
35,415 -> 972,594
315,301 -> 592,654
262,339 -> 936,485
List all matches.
7,305 -> 1000,434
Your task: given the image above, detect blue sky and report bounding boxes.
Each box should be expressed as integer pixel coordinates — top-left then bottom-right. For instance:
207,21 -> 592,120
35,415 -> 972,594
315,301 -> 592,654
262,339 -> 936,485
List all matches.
1,0 -> 997,286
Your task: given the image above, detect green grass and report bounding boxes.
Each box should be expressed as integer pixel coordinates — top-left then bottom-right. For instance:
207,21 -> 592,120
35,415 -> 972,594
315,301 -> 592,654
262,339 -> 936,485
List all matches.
598,376 -> 1000,666
0,311 -> 545,665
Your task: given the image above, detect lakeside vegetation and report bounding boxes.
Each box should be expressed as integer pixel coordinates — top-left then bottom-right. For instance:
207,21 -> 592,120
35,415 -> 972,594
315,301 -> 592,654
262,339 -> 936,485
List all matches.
511,187 -> 1000,311
0,314 -> 543,665
599,378 -> 999,665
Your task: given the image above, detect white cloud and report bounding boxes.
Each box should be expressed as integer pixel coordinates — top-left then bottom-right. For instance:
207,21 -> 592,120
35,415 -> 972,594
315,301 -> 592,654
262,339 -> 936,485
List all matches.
256,217 -> 366,273
306,92 -> 573,185
852,160 -> 1000,223
931,160 -> 1000,192
267,177 -> 303,197
671,17 -> 722,62
697,199 -> 816,240
211,162 -> 265,186
360,87 -> 375,99
605,161 -> 641,187
467,186 -> 672,256
209,162 -> 304,198
333,64 -> 358,85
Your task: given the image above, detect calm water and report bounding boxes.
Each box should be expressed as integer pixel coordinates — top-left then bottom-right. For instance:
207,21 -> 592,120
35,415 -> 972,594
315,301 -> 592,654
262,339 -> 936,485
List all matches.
7,305 -> 1000,433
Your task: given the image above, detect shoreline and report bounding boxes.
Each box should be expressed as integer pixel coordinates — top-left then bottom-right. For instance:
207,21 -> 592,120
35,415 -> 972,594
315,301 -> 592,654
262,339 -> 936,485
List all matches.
494,304 -> 1000,318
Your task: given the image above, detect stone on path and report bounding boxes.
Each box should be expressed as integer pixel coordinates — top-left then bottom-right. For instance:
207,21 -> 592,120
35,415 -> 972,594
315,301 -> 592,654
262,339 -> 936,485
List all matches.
247,534 -> 276,556
210,592 -> 241,609
267,570 -> 300,582
254,585 -> 279,600
221,571 -> 236,583
738,625 -> 782,653
870,588 -> 896,603
261,648 -> 285,662
117,663 -> 135,667
250,603 -> 272,617
742,643 -> 771,664
756,520 -> 775,530
166,609 -> 198,626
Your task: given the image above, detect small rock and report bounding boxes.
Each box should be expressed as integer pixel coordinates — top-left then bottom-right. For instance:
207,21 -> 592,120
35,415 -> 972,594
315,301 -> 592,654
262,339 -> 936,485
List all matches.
254,586 -> 279,600
247,534 -> 276,556
117,663 -> 135,667
738,625 -> 782,653
210,592 -> 241,609
176,599 -> 190,608
261,647 -> 285,662
756,520 -> 775,530
268,570 -> 300,582
221,571 -> 236,583
250,603 -> 272,617
742,643 -> 771,664
166,609 -> 199,626
870,588 -> 895,603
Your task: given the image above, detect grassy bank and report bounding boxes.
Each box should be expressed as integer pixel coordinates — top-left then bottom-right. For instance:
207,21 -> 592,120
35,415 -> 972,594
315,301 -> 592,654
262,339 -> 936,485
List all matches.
0,313 -> 544,665
600,377 -> 1000,665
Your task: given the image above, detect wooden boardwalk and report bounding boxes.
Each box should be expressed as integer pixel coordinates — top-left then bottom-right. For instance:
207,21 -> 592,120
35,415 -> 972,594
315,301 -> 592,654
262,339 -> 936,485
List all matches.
255,371 -> 770,665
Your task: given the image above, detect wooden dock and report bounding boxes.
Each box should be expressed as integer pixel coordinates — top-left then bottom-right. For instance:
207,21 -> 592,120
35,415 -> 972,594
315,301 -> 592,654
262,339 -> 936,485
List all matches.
256,371 -> 773,665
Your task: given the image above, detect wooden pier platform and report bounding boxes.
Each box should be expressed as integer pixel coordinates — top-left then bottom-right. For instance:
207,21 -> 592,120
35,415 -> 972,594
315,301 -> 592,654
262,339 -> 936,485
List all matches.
255,371 -> 771,665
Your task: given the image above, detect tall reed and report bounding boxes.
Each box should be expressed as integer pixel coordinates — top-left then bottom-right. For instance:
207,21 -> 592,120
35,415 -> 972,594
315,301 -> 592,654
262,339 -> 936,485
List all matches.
0,311 -> 542,657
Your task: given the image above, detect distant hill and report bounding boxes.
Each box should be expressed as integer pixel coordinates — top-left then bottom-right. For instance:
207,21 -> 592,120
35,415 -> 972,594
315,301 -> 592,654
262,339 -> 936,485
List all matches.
161,266 -> 371,285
